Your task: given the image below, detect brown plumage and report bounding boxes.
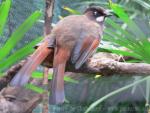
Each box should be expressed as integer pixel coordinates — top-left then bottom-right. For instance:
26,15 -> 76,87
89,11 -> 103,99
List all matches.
10,6 -> 112,104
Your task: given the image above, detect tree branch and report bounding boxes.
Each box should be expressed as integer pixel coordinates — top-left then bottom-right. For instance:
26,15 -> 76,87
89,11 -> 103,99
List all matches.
67,52 -> 150,75
43,0 -> 55,112
1,52 -> 150,90
0,59 -> 27,90
0,87 -> 43,113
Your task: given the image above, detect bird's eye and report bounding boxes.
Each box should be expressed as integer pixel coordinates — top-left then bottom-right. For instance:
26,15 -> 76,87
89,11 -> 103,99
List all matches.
93,11 -> 102,17
94,11 -> 98,16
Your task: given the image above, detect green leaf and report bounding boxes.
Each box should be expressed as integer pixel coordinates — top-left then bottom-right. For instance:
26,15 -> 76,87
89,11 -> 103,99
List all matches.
133,0 -> 150,10
96,47 -> 111,53
104,28 -> 137,50
32,71 -> 79,84
76,1 -> 108,6
85,76 -> 150,113
126,59 -> 141,63
0,0 -> 11,36
25,83 -> 45,94
64,76 -> 79,84
102,48 -> 142,60
0,37 -> 42,72
109,0 -> 146,39
0,73 -> 4,77
105,18 -> 150,63
0,11 -> 42,61
63,6 -> 81,15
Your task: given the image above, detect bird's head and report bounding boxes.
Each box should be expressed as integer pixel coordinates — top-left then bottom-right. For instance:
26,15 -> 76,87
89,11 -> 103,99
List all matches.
84,6 -> 112,23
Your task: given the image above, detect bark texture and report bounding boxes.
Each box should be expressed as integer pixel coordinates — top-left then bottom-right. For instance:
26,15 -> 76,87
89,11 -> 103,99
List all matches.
0,87 -> 43,113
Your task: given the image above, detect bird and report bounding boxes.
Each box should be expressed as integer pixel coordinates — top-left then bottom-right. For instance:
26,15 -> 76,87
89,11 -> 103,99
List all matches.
10,6 -> 112,104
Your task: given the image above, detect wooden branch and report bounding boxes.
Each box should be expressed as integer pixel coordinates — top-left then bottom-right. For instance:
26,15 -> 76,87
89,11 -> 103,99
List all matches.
67,52 -> 150,75
43,0 -> 55,84
0,87 -> 43,113
0,58 -> 27,90
43,0 -> 55,112
44,0 -> 55,35
1,52 -> 150,90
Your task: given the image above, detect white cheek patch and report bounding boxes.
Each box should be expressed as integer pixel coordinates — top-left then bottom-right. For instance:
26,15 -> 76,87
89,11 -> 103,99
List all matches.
96,16 -> 104,22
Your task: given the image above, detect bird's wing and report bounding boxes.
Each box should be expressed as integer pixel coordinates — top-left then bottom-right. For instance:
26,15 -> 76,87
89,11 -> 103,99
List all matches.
72,36 -> 100,69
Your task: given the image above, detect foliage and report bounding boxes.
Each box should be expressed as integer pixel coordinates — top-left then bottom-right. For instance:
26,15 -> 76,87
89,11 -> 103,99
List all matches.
102,0 -> 150,64
25,71 -> 79,94
0,0 -> 11,36
0,0 -> 42,73
0,11 -> 42,61
32,71 -> 79,84
0,37 -> 43,71
25,83 -> 45,94
85,76 -> 150,113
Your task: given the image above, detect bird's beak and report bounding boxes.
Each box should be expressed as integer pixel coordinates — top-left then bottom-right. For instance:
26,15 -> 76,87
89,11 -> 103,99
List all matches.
104,9 -> 115,17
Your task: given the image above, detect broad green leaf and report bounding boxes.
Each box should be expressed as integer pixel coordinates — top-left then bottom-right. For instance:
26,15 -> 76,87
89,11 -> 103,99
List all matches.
0,0 -> 11,36
102,48 -> 142,59
105,18 -> 150,63
63,6 -> 81,15
103,34 -> 134,51
104,33 -> 150,63
105,18 -> 137,42
126,59 -> 141,63
32,71 -> 79,84
105,23 -> 135,48
76,1 -> 108,6
0,73 -> 3,77
104,29 -> 145,57
0,11 -> 42,61
0,37 -> 42,72
25,83 -> 45,94
64,76 -> 79,84
133,0 -> 150,10
85,76 -> 150,113
109,0 -> 146,39
104,28 -> 136,50
58,15 -> 63,20
96,47 -> 111,53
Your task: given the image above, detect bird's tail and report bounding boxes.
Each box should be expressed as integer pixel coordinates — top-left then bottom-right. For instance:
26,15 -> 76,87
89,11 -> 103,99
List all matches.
49,63 -> 66,104
10,41 -> 52,86
49,48 -> 70,104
